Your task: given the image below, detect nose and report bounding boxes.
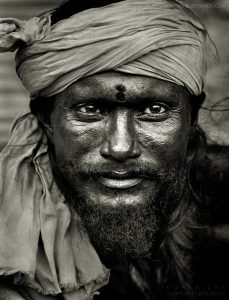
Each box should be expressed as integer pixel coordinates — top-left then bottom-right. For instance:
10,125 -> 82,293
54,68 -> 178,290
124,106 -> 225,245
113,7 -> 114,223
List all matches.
100,109 -> 141,162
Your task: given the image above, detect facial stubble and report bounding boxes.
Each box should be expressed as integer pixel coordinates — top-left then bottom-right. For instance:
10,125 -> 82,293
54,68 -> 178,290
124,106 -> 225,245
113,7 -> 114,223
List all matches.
51,152 -> 187,266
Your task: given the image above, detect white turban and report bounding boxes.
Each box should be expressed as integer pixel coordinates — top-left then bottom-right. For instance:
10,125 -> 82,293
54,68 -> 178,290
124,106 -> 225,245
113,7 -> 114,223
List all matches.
1,0 -> 214,97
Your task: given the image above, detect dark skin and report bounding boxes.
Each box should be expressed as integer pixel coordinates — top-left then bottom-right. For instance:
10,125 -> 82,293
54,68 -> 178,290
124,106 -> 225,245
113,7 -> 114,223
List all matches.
43,71 -> 193,208
39,71 -> 196,299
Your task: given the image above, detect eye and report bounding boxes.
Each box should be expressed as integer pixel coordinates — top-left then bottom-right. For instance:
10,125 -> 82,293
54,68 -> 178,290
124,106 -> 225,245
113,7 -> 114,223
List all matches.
136,103 -> 170,121
77,104 -> 102,115
143,104 -> 167,115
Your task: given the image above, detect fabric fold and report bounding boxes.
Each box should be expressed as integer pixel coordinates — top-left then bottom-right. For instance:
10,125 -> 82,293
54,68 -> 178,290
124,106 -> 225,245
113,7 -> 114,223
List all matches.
0,15 -> 51,53
0,113 -> 109,298
13,0 -> 215,97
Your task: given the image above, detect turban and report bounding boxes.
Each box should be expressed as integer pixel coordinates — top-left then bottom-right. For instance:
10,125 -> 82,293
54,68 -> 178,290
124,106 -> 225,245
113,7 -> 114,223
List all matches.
0,0 -> 214,97
0,0 -> 215,299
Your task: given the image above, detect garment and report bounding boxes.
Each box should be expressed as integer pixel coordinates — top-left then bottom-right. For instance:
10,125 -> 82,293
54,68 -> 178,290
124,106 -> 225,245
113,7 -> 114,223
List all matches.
1,236 -> 229,300
0,113 -> 109,300
0,281 -> 57,300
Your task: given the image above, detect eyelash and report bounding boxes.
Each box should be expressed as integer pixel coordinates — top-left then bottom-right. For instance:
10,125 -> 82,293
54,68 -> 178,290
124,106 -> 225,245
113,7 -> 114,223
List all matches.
71,102 -> 171,121
139,104 -> 168,115
77,105 -> 102,114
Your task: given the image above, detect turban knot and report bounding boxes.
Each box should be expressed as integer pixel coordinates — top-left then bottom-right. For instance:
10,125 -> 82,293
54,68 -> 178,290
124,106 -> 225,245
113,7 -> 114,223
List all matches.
0,15 -> 50,53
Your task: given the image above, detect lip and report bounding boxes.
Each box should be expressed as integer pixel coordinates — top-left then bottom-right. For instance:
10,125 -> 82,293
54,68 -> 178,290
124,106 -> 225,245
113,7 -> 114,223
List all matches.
100,177 -> 143,189
104,170 -> 138,179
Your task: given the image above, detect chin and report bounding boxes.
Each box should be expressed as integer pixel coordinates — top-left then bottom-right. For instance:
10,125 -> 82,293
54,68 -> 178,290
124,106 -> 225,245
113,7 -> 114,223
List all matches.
83,190 -> 153,207
70,188 -> 161,262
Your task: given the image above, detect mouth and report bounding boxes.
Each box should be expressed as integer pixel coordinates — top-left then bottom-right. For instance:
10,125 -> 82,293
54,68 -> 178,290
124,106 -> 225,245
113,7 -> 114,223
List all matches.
99,171 -> 143,190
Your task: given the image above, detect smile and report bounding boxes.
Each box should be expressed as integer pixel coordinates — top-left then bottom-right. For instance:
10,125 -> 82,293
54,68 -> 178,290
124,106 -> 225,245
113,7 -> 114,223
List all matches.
100,177 -> 143,189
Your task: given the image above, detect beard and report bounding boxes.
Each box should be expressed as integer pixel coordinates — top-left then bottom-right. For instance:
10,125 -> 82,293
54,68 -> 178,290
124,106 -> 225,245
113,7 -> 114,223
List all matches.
68,193 -> 161,265
50,151 -> 187,266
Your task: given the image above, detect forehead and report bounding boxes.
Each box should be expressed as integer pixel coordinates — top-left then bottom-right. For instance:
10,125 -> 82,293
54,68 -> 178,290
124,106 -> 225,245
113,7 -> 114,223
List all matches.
56,71 -> 192,105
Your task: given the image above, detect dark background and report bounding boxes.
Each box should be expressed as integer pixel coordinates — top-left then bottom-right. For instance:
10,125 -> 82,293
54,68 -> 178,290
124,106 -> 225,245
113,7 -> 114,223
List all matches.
0,0 -> 228,149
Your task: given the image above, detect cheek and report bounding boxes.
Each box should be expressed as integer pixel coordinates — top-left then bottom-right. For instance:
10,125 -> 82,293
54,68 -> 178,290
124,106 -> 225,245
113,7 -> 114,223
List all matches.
51,115 -> 104,160
137,116 -> 190,164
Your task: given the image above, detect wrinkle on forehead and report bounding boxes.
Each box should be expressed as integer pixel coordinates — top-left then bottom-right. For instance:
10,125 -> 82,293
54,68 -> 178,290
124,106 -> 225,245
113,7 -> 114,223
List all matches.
56,72 -> 192,108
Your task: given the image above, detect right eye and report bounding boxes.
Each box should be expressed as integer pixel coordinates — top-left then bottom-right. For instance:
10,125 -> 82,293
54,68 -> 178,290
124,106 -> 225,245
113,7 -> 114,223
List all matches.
77,104 -> 102,115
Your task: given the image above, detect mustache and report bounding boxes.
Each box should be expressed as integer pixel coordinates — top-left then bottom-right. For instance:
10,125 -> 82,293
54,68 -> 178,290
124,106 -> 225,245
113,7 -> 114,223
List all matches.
57,161 -> 165,179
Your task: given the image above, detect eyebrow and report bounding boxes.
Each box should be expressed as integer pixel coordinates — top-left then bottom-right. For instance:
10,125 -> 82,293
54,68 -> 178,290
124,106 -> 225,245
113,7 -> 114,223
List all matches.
68,95 -> 181,108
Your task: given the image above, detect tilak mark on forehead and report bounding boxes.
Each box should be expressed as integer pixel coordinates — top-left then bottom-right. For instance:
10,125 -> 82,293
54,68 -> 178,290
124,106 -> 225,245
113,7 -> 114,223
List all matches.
115,84 -> 126,101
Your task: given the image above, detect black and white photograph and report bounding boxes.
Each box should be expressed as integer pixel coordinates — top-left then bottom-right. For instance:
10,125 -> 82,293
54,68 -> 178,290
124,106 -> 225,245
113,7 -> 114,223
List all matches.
0,0 -> 228,299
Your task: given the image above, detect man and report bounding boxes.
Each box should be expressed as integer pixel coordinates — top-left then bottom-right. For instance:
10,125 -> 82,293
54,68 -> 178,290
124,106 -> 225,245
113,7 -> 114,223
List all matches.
0,0 -> 228,299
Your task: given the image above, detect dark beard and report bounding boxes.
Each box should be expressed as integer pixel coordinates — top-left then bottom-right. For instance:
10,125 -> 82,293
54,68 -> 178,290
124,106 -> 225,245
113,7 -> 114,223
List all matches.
50,151 -> 187,267
69,194 -> 161,265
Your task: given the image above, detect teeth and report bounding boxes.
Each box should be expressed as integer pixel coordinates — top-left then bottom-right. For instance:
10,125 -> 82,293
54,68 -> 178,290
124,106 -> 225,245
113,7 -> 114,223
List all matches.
100,177 -> 142,189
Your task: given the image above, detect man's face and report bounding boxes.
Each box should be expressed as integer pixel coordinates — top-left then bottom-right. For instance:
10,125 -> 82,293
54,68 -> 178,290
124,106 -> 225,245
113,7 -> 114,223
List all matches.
48,72 -> 193,260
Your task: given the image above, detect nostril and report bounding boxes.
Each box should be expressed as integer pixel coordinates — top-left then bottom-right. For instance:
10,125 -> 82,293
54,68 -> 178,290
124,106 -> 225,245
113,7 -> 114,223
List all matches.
100,140 -> 110,157
132,140 -> 141,157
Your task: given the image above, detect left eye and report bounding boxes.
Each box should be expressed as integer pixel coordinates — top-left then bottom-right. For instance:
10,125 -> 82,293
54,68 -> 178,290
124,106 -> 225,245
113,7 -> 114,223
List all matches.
77,105 -> 101,114
143,104 -> 167,114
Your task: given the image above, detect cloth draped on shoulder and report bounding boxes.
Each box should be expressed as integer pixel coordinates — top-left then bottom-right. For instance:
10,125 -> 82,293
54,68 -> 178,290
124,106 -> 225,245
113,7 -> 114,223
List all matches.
0,0 -> 216,299
0,113 -> 109,299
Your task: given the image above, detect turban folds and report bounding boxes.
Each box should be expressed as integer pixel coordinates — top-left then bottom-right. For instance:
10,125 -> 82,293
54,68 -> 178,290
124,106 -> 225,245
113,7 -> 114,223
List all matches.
1,0 -> 214,97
